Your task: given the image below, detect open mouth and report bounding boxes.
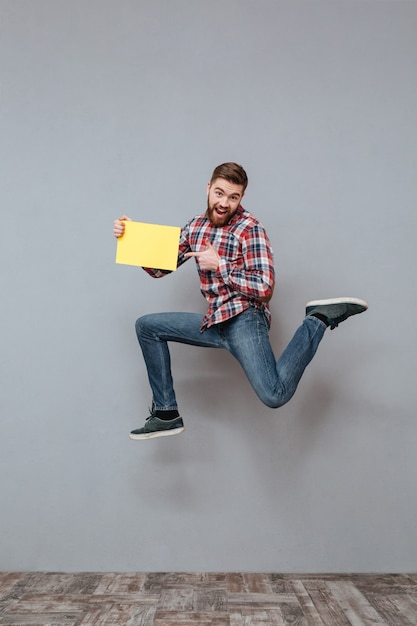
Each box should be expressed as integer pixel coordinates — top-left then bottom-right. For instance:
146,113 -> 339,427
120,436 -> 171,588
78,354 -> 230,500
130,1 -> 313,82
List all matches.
214,207 -> 227,217
207,204 -> 230,226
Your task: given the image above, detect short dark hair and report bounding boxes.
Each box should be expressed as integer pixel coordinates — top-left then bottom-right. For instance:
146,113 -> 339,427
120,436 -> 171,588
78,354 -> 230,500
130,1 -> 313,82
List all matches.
210,162 -> 248,192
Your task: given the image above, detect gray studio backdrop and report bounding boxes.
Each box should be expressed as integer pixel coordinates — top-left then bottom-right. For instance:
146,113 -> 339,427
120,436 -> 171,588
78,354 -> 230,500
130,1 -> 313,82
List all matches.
1,0 -> 416,572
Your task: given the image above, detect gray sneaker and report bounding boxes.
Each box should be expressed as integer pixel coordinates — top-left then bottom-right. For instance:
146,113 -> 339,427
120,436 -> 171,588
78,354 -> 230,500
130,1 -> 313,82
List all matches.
306,297 -> 368,329
129,414 -> 185,440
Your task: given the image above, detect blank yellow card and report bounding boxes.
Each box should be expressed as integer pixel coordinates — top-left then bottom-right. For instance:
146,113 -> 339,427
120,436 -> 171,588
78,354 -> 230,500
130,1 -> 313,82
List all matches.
115,221 -> 181,271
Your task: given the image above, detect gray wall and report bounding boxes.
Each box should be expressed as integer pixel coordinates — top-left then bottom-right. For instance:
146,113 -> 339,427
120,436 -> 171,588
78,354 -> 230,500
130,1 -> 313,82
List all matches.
1,0 -> 416,572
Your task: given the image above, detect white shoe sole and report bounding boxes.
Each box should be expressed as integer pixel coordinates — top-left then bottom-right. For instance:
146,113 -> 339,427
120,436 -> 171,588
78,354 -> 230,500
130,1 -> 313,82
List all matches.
306,297 -> 368,309
129,426 -> 185,440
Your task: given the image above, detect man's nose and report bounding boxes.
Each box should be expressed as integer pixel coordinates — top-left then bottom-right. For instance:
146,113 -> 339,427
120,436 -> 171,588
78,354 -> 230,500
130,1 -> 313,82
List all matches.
220,197 -> 229,208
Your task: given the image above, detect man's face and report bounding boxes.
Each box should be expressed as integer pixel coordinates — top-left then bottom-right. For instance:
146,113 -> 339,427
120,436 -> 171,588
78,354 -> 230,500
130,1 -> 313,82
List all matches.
206,178 -> 245,227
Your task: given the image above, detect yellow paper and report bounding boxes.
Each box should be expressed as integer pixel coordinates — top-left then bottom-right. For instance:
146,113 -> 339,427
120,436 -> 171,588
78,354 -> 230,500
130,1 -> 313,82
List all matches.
115,221 -> 181,271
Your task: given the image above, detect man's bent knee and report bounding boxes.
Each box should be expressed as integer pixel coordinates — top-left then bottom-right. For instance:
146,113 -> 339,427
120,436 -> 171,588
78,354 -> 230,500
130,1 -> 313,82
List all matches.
135,314 -> 156,337
257,389 -> 295,409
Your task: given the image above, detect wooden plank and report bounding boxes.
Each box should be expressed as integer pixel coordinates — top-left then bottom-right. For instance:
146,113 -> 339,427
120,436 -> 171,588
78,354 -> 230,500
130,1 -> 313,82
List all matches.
157,587 -> 194,611
226,573 -> 246,593
193,586 -> 228,611
0,612 -> 80,625
241,574 -> 273,594
353,573 -> 417,595
92,603 -> 157,626
291,579 -> 327,626
143,572 -> 205,591
230,607 -> 286,626
153,611 -> 229,625
326,580 -> 388,626
301,580 -> 353,626
0,572 -> 28,595
268,574 -> 295,594
74,602 -> 157,626
228,591 -> 296,607
93,572 -> 147,594
364,593 -> 417,626
278,600 -> 309,626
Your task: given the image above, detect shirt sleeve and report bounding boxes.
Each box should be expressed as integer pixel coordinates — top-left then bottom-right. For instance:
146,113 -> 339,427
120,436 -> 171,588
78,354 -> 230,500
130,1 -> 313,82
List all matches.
216,224 -> 275,300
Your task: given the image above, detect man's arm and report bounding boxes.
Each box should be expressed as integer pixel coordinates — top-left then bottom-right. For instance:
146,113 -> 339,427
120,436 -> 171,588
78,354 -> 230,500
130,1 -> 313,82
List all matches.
256,280 -> 275,302
223,225 -> 275,301
185,226 -> 275,302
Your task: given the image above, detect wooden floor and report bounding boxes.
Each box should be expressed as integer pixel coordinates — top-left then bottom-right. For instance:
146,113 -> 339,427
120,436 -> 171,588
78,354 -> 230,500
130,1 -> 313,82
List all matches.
0,572 -> 416,625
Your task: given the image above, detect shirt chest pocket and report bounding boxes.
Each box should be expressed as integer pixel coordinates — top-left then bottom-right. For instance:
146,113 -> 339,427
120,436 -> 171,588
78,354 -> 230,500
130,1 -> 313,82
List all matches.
211,231 -> 244,266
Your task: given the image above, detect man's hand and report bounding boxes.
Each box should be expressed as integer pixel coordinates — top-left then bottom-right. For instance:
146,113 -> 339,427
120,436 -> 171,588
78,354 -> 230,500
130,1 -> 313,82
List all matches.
257,281 -> 275,303
185,240 -> 220,271
113,215 -> 131,238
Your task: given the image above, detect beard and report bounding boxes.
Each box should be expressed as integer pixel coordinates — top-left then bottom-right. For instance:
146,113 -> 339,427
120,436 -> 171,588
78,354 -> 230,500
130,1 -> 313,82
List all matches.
206,199 -> 237,227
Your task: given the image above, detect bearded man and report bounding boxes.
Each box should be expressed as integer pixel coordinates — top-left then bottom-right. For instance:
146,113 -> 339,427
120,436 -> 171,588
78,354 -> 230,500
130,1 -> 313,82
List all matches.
113,162 -> 367,440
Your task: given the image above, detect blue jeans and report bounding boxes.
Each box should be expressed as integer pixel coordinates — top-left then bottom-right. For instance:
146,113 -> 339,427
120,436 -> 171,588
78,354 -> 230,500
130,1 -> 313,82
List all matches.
135,306 -> 326,410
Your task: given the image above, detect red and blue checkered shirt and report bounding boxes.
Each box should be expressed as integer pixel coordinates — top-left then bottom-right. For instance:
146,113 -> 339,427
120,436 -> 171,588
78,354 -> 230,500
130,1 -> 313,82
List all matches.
144,206 -> 275,330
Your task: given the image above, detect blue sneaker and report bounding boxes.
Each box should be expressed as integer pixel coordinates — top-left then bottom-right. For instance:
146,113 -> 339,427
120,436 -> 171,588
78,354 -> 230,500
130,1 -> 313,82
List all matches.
306,297 -> 368,329
129,414 -> 185,440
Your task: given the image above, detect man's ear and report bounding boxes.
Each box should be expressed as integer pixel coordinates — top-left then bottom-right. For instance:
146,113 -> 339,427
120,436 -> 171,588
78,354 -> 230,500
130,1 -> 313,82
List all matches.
206,182 -> 211,196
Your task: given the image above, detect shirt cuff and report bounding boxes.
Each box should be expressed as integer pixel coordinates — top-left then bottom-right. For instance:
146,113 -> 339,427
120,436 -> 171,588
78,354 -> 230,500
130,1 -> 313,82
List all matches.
217,259 -> 231,283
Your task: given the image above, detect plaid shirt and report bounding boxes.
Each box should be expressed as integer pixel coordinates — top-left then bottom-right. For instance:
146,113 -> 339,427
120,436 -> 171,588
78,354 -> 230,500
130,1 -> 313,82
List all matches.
144,206 -> 275,330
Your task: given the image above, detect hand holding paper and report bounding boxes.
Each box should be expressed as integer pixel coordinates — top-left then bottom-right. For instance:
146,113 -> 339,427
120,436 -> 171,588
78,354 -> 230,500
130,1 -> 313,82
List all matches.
113,215 -> 131,238
115,220 -> 181,271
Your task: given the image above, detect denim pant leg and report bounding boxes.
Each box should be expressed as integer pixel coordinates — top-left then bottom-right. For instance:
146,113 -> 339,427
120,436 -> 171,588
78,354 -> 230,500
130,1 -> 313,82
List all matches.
224,307 -> 326,408
135,312 -> 224,411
